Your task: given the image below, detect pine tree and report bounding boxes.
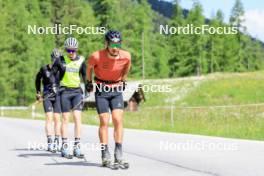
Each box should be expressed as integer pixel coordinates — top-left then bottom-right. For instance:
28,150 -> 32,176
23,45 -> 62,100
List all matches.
0,0 -> 51,105
168,0 -> 186,77
229,0 -> 247,71
206,10 -> 225,73
60,0 -> 100,55
185,0 -> 207,76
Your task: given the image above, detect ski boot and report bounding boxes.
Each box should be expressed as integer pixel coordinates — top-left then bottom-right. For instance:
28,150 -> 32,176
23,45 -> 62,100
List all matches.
47,136 -> 53,152
113,159 -> 129,169
101,145 -> 112,168
73,146 -> 84,159
113,144 -> 129,169
51,140 -> 60,153
61,144 -> 73,159
47,143 -> 53,152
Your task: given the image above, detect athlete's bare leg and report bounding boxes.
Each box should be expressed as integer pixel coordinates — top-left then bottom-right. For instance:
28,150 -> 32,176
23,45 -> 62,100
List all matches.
73,110 -> 82,138
112,109 -> 124,143
61,112 -> 70,138
99,113 -> 110,144
45,112 -> 53,136
53,113 -> 61,136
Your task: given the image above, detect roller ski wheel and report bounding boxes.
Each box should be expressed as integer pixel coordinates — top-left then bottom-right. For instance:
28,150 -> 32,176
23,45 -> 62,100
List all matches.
102,158 -> 117,170
61,153 -> 73,159
102,158 -> 111,167
51,149 -> 56,153
51,147 -> 60,153
113,159 -> 129,170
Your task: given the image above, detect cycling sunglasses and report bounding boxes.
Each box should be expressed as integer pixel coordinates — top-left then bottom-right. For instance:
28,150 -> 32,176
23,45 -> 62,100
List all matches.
109,42 -> 121,49
66,49 -> 76,53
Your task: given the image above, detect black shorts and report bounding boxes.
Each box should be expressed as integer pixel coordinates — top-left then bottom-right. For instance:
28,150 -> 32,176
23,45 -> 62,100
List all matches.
60,88 -> 83,113
95,85 -> 124,114
43,94 -> 61,113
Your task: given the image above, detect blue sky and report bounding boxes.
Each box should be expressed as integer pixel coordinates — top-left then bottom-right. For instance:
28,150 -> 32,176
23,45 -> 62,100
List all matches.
165,0 -> 264,41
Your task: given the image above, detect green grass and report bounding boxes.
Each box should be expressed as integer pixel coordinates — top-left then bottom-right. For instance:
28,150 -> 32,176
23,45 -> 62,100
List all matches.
2,71 -> 264,140
177,72 -> 264,106
3,105 -> 264,140
125,105 -> 264,140
141,77 -> 204,107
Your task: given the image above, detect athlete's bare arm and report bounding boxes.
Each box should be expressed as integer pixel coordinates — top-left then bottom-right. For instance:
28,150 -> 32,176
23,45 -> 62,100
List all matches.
86,60 -> 93,82
121,53 -> 131,81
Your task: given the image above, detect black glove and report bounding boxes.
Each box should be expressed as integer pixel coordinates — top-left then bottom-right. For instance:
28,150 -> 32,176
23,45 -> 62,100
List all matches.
85,81 -> 93,92
52,56 -> 66,74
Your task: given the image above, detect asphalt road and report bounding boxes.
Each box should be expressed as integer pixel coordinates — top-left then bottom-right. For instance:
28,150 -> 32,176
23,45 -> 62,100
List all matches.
0,117 -> 263,176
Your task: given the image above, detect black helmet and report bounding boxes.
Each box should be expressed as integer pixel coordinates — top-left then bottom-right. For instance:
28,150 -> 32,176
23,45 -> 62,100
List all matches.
105,30 -> 122,43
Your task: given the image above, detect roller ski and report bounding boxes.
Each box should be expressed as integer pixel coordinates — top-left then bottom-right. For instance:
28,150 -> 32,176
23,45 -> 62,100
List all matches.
102,158 -> 114,169
47,143 -> 53,152
73,146 -> 84,159
51,138 -> 60,153
47,137 -> 53,152
113,143 -> 129,170
113,159 -> 129,170
101,145 -> 115,169
61,144 -> 73,159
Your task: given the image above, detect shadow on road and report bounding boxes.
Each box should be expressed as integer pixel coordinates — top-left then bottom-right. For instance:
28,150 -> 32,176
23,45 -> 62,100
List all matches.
14,148 -> 102,168
13,148 -> 46,152
17,153 -> 59,158
14,147 -> 61,158
45,161 -> 102,167
124,151 -> 219,176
